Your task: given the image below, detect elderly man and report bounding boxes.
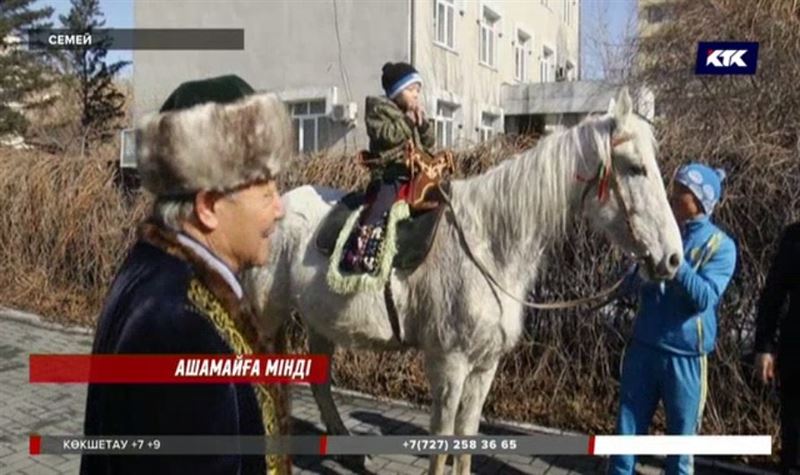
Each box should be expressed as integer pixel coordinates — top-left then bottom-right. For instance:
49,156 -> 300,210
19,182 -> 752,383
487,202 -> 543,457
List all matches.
609,163 -> 738,475
81,75 -> 292,475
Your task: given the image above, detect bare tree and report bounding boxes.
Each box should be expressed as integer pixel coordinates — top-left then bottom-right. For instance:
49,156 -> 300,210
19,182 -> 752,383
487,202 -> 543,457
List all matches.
581,0 -> 639,83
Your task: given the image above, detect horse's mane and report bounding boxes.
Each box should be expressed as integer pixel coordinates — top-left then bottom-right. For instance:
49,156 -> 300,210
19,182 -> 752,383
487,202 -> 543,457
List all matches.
454,114 -> 651,262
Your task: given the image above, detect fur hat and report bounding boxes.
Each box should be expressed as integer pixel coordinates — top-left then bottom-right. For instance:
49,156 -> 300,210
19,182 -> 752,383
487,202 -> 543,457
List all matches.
136,75 -> 293,197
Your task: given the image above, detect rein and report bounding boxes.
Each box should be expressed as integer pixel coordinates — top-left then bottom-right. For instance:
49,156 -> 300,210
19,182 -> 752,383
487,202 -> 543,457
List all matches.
438,132 -> 642,311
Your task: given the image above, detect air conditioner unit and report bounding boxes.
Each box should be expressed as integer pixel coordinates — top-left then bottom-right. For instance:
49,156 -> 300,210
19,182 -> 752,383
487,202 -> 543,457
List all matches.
119,128 -> 137,169
331,102 -> 357,123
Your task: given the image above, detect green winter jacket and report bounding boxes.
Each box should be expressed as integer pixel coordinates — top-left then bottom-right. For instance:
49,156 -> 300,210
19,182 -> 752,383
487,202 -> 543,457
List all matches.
365,95 -> 436,182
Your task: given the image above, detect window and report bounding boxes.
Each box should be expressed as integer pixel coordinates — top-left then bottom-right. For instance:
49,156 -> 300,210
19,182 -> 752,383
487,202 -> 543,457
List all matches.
540,45 -> 555,82
435,101 -> 458,148
480,112 -> 499,142
434,0 -> 456,49
479,6 -> 500,68
514,29 -> 531,82
290,99 -> 326,152
646,5 -> 669,24
565,60 -> 575,81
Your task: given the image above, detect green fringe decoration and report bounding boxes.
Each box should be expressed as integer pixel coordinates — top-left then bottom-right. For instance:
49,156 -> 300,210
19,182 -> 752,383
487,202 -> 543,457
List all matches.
326,201 -> 411,295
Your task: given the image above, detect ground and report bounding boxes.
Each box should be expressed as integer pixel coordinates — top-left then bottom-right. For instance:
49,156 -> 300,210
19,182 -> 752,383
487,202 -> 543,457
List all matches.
0,309 -> 774,474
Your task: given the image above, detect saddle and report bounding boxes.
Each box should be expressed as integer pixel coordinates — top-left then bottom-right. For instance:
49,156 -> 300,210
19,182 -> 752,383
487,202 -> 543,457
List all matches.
358,140 -> 455,212
315,182 -> 450,272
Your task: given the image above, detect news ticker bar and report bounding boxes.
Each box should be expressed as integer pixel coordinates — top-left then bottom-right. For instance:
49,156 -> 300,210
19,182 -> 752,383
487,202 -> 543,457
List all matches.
26,29 -> 244,50
29,435 -> 771,456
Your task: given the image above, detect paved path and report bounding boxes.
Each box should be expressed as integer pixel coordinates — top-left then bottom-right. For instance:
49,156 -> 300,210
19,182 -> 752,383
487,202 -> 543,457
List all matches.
0,310 -> 771,474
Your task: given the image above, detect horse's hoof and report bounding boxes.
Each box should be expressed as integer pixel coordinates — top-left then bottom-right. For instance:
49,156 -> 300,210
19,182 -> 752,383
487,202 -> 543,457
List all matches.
361,455 -> 379,472
335,454 -> 370,471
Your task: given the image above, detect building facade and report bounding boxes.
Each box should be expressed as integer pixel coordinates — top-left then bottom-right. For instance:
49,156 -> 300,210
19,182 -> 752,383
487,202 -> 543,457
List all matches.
132,0 -> 580,155
636,0 -> 674,118
638,0 -> 674,38
503,80 -> 655,135
412,0 -> 580,148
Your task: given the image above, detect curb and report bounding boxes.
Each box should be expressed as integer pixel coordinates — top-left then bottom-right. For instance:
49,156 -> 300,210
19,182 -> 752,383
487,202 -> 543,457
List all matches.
1,308 -> 778,474
0,306 -> 94,336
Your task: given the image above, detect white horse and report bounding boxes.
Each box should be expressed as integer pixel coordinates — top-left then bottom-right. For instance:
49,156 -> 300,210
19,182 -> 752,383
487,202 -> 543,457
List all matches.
244,89 -> 683,475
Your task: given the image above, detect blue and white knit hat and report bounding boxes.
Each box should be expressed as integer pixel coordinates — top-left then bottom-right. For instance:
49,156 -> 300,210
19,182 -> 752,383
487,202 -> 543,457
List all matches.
381,62 -> 423,99
675,163 -> 727,215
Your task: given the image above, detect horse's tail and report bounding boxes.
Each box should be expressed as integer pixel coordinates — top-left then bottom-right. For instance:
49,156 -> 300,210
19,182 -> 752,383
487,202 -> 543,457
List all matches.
243,220 -> 296,338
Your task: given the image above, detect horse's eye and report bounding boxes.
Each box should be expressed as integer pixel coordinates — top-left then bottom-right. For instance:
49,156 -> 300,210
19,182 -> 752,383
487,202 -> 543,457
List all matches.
630,165 -> 648,177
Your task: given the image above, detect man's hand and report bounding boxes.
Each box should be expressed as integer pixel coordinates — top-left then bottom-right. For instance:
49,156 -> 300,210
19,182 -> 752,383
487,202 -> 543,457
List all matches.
755,352 -> 776,384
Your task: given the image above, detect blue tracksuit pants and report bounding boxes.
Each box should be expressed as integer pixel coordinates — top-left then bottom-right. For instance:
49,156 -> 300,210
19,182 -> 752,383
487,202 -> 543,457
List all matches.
608,342 -> 708,475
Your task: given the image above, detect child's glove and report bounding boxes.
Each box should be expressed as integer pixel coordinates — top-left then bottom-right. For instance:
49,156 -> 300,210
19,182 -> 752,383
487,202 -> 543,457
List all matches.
405,105 -> 426,126
415,108 -> 426,126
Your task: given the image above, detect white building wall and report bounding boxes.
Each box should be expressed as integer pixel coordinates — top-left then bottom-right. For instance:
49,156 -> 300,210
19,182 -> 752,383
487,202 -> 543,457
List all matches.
133,0 -> 409,153
413,0 -> 580,146
132,1 -> 580,152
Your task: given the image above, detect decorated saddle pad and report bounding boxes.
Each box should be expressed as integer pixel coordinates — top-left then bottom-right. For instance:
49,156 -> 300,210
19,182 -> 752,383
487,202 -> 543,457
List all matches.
325,200 -> 410,294
314,186 -> 449,295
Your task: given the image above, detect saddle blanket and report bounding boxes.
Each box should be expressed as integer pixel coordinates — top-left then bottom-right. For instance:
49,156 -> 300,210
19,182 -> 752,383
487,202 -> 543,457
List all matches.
326,201 -> 410,295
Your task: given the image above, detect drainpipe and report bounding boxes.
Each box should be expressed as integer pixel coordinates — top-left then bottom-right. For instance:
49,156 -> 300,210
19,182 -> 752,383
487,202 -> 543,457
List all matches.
409,0 -> 416,66
577,0 -> 581,80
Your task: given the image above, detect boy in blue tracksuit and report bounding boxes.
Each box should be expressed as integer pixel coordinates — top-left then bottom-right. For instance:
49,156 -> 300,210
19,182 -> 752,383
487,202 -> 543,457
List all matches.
608,163 -> 737,475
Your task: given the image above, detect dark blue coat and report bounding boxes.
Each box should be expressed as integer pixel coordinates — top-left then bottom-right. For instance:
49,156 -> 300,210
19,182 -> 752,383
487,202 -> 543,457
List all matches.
80,223 -> 288,475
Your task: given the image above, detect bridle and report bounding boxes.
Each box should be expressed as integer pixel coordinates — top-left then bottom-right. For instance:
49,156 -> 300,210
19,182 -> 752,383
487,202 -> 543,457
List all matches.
438,127 -> 652,311
578,130 -> 653,273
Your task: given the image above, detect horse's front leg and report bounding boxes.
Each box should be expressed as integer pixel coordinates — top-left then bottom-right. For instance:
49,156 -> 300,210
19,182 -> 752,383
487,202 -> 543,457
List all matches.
452,359 -> 500,475
426,352 -> 469,475
307,329 -> 368,469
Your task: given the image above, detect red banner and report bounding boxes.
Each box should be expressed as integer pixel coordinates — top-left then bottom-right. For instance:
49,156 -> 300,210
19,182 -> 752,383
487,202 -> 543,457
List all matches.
29,354 -> 329,384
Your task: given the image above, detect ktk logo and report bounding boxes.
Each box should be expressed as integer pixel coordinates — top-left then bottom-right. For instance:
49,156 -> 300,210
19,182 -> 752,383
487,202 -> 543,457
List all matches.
695,42 -> 758,75
706,49 -> 747,68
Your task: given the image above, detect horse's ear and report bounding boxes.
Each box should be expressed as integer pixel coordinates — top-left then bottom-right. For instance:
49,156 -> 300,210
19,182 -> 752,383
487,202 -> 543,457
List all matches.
606,97 -> 616,114
613,87 -> 633,126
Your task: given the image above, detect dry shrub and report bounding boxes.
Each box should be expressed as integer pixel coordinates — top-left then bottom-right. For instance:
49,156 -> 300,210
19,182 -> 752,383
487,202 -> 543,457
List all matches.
24,78 -> 133,155
0,147 -> 148,324
629,0 -> 800,462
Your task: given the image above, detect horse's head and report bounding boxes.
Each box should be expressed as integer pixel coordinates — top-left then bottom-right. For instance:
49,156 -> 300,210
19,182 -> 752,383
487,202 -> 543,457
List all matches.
581,88 -> 682,281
